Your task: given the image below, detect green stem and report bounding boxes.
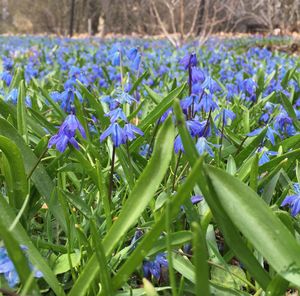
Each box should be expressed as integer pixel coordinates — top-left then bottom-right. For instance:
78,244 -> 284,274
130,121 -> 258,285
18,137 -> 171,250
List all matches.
108,145 -> 116,201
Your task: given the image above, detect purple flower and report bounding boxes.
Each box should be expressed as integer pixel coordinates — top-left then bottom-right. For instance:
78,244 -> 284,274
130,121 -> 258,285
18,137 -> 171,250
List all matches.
281,184 -> 300,217
100,122 -> 125,147
191,195 -> 203,204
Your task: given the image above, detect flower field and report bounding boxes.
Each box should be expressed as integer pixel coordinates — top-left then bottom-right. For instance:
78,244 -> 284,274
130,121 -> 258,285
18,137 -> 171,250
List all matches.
0,35 -> 300,295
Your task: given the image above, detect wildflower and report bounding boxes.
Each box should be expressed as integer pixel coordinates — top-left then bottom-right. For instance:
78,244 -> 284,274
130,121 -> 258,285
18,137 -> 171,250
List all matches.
100,122 -> 125,147
0,246 -> 42,288
127,48 -> 138,60
191,195 -> 203,204
196,137 -> 219,157
106,108 -> 128,123
281,184 -> 300,217
48,113 -> 86,153
2,71 -> 12,86
130,228 -> 143,249
215,109 -> 236,126
123,123 -> 143,142
198,93 -> 219,113
243,78 -> 257,96
143,253 -> 168,280
140,144 -> 151,157
115,91 -> 137,105
174,135 -> 184,154
248,126 -> 279,146
110,51 -> 120,66
186,120 -> 209,138
131,53 -> 141,71
180,53 -> 197,70
259,150 -> 277,166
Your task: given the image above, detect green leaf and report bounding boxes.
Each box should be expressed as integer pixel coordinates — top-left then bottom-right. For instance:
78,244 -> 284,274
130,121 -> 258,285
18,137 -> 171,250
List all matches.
192,222 -> 210,296
139,83 -> 186,131
235,129 -> 267,166
143,85 -> 161,104
0,196 -> 65,295
0,135 -> 28,211
112,157 -> 204,291
142,278 -> 159,296
90,220 -> 113,296
0,118 -> 66,231
173,99 -> 271,290
69,116 -> 175,296
281,93 -> 300,131
0,217 -> 40,295
204,165 -> 300,287
211,265 -> 246,290
147,231 -> 192,256
17,80 -> 28,142
53,252 -> 81,275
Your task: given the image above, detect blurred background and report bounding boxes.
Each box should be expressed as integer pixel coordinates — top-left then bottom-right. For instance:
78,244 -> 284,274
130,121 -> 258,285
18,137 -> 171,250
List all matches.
0,0 -> 299,40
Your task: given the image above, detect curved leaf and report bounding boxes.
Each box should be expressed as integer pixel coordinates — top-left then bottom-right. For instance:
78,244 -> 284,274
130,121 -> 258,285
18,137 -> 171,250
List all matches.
205,165 -> 300,286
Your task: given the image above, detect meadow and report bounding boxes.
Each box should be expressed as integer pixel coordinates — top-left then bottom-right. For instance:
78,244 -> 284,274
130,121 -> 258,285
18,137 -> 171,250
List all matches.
0,35 -> 300,295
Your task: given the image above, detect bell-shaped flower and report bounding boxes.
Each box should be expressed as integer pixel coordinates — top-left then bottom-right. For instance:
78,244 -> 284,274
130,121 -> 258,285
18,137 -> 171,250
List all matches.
100,122 -> 125,147
281,184 -> 300,217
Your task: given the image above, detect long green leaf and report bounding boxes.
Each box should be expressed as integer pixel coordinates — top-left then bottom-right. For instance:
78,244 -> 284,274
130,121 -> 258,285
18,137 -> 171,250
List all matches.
0,135 -> 28,211
0,196 -> 65,295
204,165 -> 300,286
0,118 -> 66,231
69,116 -> 175,295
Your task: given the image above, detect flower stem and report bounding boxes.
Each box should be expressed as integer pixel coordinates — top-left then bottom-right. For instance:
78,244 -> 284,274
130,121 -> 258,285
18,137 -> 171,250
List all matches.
108,145 -> 116,201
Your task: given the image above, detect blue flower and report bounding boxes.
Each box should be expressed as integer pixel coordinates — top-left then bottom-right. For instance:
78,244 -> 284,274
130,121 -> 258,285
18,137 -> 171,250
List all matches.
196,137 -> 219,157
243,78 -> 257,95
179,53 -> 197,70
2,71 -> 12,86
174,135 -> 184,154
110,51 -> 121,66
100,122 -> 125,147
215,109 -> 236,126
106,108 -> 128,123
123,123 -> 143,142
127,48 -> 138,60
186,120 -> 210,138
0,246 -> 42,288
48,114 -> 86,153
259,150 -> 277,166
131,53 -> 141,71
115,91 -> 137,105
198,93 -> 219,113
248,126 -> 279,146
281,184 -> 300,217
143,253 -> 168,280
